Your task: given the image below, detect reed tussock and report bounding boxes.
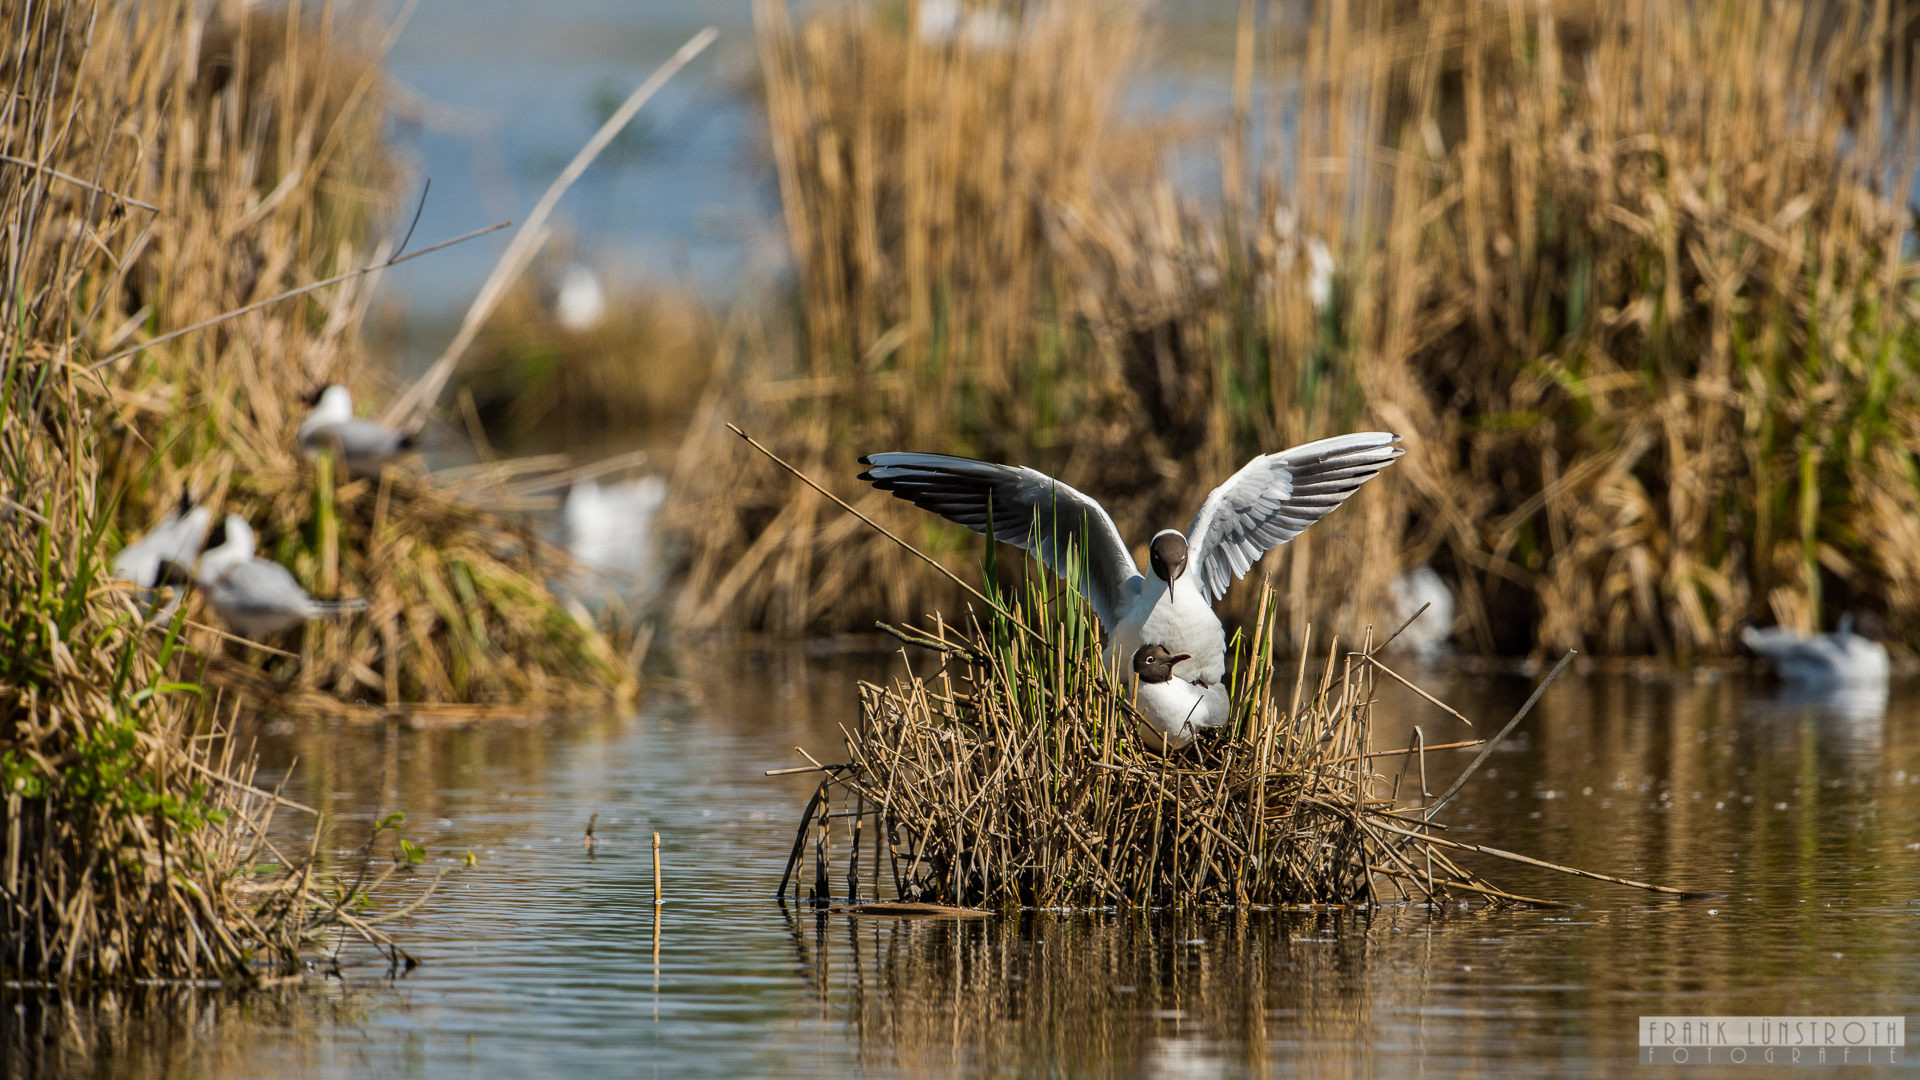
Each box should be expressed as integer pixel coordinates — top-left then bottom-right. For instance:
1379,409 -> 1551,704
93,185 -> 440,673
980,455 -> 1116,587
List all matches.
683,0 -> 1920,658
782,580 -> 1575,910
462,269 -> 716,438
40,0 -> 631,707
2,0 -> 446,983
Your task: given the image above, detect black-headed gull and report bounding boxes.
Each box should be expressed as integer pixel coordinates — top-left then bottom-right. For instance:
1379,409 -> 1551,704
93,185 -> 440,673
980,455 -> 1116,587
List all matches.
858,432 -> 1403,684
297,385 -> 416,472
195,514 -> 368,638
1130,644 -> 1230,751
111,490 -> 212,619
1741,615 -> 1889,685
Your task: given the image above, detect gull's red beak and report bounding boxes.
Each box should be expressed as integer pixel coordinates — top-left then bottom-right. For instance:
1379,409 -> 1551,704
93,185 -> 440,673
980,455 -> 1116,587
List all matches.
1169,654 -> 1191,665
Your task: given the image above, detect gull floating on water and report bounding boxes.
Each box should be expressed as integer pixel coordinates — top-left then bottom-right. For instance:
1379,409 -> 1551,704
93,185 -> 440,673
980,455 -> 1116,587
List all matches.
1130,644 -> 1230,752
1741,615 -> 1889,685
111,490 -> 212,616
298,385 -> 416,473
194,514 -> 368,638
859,432 -> 1404,685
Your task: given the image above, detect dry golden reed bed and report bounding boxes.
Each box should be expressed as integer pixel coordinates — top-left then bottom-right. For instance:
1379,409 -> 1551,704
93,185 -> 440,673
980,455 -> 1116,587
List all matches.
679,0 -> 1920,660
2,0 -> 470,983
64,0 -> 627,710
463,268 -> 716,439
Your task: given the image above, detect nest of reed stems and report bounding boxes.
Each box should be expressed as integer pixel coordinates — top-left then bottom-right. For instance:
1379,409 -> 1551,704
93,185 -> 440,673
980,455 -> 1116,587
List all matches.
46,0 -> 631,710
2,0 -> 452,983
779,572 -> 1600,911
681,0 -> 1920,661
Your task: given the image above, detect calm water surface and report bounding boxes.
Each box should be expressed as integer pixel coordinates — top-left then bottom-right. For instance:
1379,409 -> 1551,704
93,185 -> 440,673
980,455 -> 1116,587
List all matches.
7,651 -> 1918,1078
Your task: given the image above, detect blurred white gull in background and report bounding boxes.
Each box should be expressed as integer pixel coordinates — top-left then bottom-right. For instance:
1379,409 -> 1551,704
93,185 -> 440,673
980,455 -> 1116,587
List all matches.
565,475 -> 668,592
297,385 -> 417,473
1306,237 -> 1335,313
194,514 -> 368,638
551,263 -> 608,333
916,0 -> 1015,49
1391,565 -> 1454,658
1741,614 -> 1889,685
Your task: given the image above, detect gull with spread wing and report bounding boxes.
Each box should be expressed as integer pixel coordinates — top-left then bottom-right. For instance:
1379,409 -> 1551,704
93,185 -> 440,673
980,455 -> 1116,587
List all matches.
858,432 -> 1403,685
111,489 -> 212,617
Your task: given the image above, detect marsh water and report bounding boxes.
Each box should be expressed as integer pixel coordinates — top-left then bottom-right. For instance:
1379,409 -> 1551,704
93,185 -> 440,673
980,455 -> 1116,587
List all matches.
6,652 -> 1919,1078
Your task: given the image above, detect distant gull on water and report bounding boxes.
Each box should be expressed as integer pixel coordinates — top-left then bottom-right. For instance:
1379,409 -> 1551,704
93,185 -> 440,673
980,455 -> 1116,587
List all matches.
1741,615 -> 1889,685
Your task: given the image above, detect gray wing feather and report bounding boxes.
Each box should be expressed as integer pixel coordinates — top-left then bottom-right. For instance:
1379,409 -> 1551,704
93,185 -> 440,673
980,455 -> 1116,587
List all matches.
1186,432 -> 1404,604
858,452 -> 1141,628
112,507 -> 211,587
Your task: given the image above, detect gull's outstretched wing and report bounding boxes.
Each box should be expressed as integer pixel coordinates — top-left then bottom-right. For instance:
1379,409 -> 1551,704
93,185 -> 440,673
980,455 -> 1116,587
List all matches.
1185,432 -> 1404,604
111,505 -> 212,587
858,452 -> 1141,628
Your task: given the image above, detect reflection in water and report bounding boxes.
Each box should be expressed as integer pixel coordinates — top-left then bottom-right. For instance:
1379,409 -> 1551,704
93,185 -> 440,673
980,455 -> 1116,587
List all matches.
788,907 -> 1391,1078
0,983 -> 362,1080
1744,679 -> 1889,761
4,659 -> 1918,1078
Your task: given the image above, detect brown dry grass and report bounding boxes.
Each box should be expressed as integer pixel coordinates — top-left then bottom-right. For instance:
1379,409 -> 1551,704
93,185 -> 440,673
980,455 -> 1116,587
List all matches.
49,0 -> 632,708
677,0 -> 1920,659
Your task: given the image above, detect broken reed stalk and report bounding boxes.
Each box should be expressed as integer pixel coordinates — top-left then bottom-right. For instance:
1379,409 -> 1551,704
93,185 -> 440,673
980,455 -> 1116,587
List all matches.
779,575 -> 1713,910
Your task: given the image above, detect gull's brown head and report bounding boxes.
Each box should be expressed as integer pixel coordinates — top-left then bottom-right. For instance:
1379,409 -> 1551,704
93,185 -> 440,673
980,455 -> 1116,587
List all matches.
1148,530 -> 1188,584
1132,644 -> 1190,684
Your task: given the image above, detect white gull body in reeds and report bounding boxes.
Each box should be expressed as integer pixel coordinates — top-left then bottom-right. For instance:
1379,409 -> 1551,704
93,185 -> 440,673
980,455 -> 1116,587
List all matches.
111,491 -> 212,616
1391,565 -> 1454,658
194,514 -> 369,638
1741,615 -> 1889,686
297,385 -> 416,473
1131,644 -> 1230,752
858,432 -> 1404,685
565,475 -> 668,584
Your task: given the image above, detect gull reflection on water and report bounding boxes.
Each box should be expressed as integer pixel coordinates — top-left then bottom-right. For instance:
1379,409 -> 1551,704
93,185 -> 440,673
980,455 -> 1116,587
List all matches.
1743,677 -> 1889,759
